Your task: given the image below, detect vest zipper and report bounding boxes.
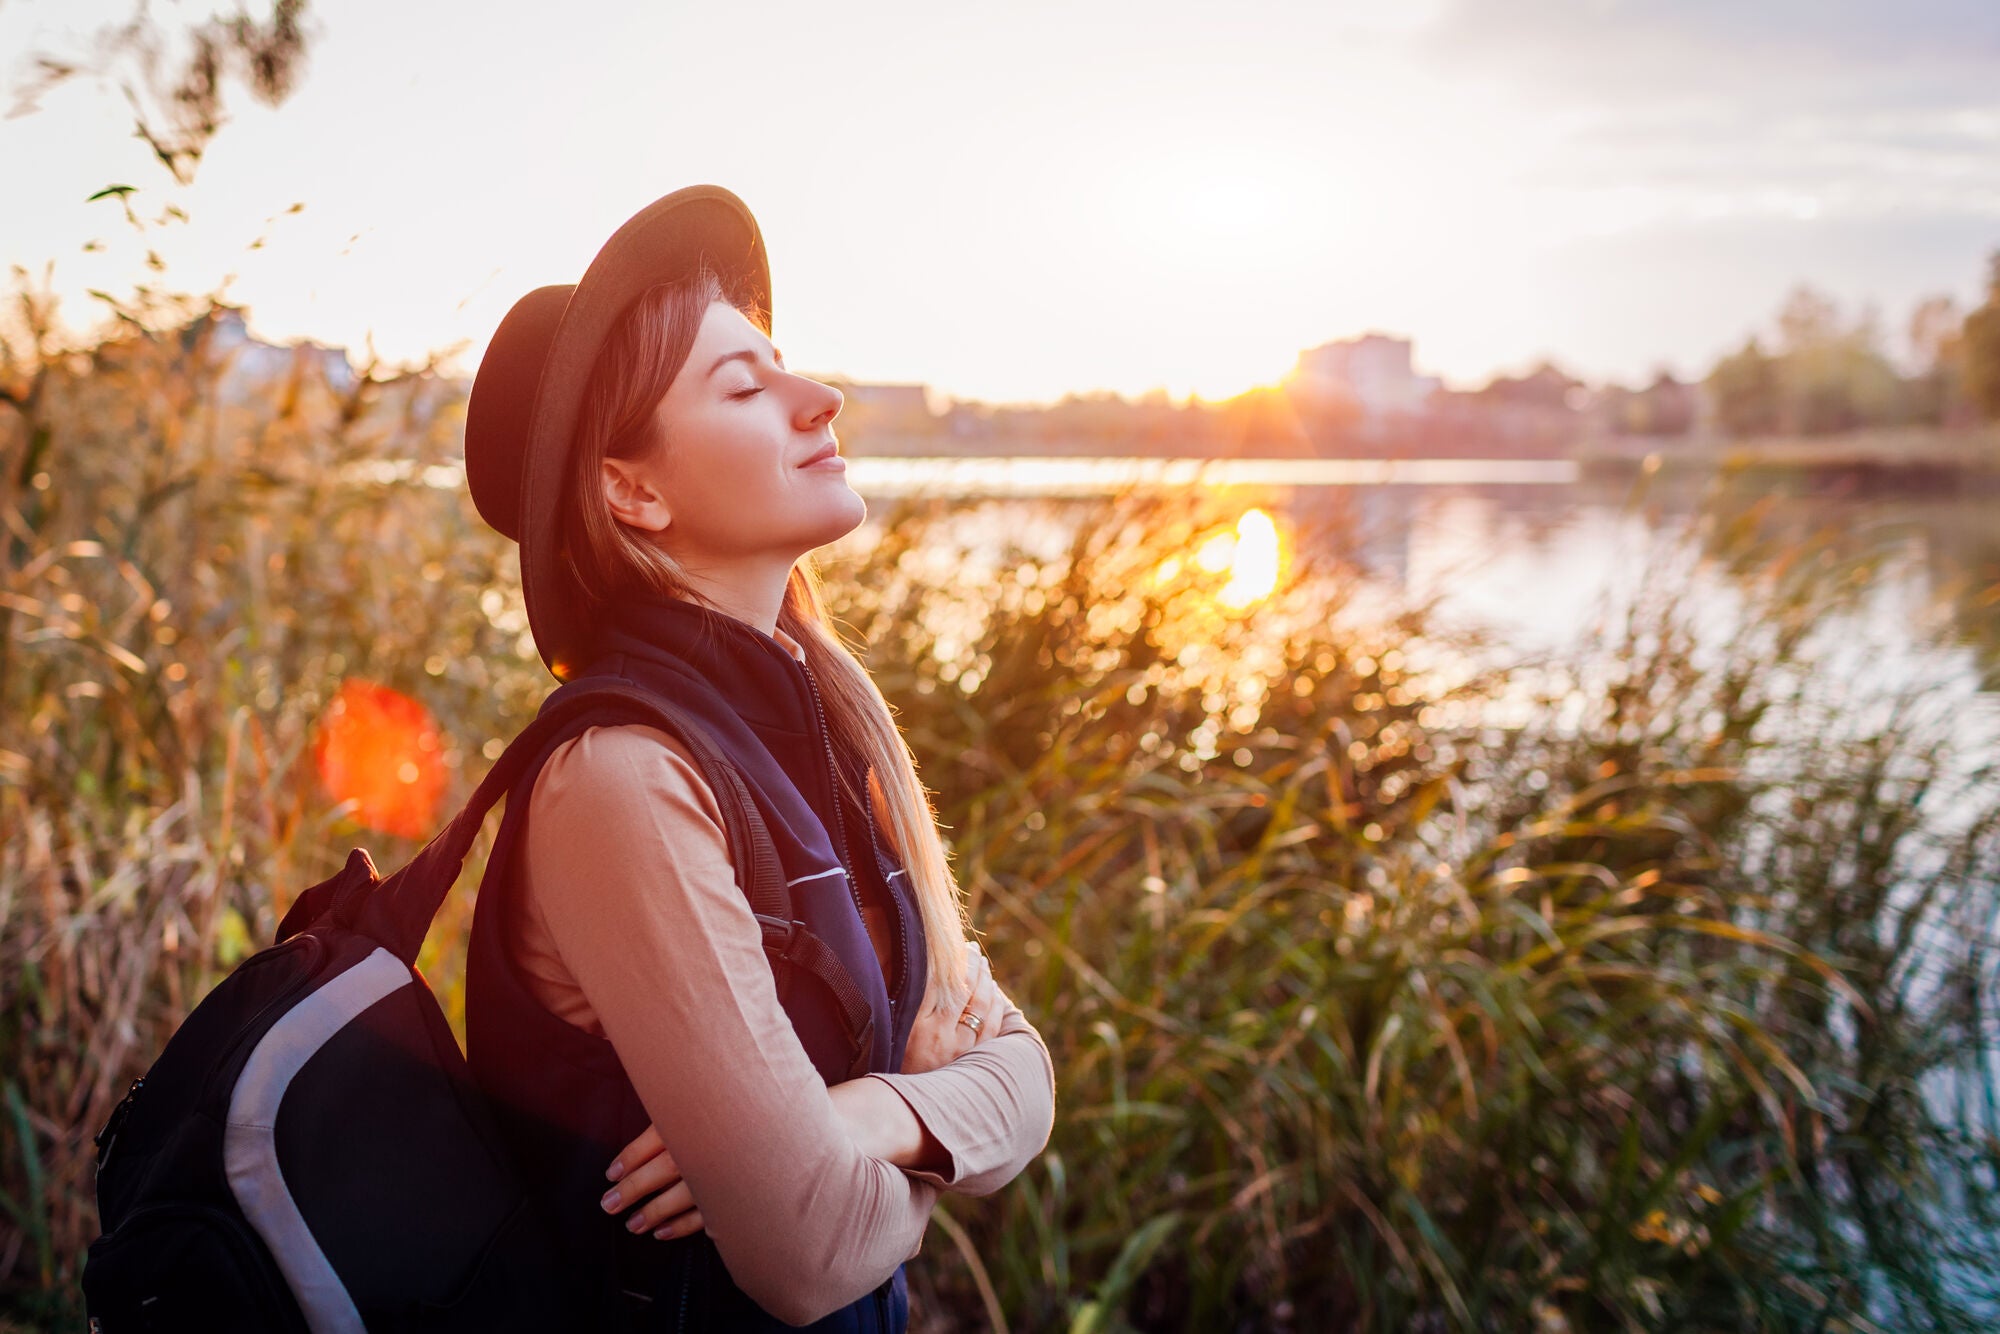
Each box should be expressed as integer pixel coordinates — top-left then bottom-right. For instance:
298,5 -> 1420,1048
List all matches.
861,779 -> 910,1012
796,657 -> 867,942
799,654 -> 902,1025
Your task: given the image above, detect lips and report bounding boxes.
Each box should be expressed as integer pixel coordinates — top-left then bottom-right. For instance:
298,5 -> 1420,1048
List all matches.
798,442 -> 839,468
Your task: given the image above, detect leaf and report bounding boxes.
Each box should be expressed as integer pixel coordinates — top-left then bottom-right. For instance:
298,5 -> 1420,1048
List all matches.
1070,1210 -> 1180,1334
4,1080 -> 51,1282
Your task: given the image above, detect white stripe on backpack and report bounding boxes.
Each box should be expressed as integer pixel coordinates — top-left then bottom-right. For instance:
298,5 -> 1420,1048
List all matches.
224,948 -> 413,1334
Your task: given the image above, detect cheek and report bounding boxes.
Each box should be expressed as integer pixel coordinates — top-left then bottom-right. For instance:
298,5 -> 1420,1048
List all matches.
659,420 -> 798,534
662,440 -> 732,512
660,405 -> 737,480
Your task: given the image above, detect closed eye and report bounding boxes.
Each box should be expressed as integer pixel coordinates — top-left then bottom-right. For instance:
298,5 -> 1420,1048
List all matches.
728,387 -> 763,400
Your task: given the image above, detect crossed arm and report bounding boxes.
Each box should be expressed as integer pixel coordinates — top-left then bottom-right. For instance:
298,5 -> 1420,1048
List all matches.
520,723 -> 1056,1326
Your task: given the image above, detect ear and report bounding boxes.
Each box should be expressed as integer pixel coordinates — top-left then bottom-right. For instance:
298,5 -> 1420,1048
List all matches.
601,455 -> 672,533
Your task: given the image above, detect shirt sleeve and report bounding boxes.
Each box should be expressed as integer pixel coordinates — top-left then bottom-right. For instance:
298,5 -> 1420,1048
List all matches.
520,722 -> 938,1328
859,995 -> 1057,1198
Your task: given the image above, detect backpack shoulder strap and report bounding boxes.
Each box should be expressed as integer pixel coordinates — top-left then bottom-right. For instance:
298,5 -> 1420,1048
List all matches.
523,681 -> 879,1074
327,679 -> 878,1077
348,680 -> 779,963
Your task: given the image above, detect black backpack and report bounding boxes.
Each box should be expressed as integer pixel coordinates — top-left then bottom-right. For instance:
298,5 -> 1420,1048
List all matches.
79,676 -> 881,1332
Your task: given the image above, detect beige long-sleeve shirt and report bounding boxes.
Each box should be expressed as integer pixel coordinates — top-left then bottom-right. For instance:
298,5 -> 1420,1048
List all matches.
511,628 -> 1056,1326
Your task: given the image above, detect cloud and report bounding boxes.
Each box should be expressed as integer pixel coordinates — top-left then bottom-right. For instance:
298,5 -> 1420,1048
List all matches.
1425,0 -> 2000,103
1414,0 -> 2000,229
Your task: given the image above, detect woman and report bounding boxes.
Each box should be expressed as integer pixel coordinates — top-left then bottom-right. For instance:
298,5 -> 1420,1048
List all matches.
458,186 -> 1056,1330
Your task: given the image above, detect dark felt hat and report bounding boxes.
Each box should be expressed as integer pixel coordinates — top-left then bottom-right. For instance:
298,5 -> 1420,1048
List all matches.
463,184 -> 771,681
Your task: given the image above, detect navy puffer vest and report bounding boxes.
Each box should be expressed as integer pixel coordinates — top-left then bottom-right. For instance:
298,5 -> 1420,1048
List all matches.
464,591 -> 929,1331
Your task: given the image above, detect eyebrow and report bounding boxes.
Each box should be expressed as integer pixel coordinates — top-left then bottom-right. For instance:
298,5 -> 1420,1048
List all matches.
704,344 -> 785,379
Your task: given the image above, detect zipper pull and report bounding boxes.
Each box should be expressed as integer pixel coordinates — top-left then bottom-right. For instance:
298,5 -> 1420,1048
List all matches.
94,1075 -> 146,1172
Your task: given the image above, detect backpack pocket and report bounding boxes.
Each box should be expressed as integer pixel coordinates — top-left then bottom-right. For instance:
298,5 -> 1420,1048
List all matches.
82,1201 -> 307,1333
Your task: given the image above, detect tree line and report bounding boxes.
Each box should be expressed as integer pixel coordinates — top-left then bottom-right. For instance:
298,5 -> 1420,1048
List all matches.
1701,256 -> 2000,437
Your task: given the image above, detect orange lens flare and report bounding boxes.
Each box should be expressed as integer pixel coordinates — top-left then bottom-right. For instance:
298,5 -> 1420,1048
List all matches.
312,679 -> 446,839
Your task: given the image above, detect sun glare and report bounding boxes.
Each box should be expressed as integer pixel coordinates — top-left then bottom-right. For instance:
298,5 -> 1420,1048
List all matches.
1194,532 -> 1237,573
313,679 -> 447,839
1155,507 -> 1284,611
1218,508 -> 1282,609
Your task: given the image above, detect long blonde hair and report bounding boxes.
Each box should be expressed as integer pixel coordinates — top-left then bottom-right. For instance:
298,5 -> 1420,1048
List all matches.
556,264 -> 974,1011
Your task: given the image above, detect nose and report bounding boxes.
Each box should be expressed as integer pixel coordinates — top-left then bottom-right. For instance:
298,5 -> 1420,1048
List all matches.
794,375 -> 843,432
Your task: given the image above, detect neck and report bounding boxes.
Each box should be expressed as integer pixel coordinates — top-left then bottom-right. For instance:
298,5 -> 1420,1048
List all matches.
671,555 -> 797,638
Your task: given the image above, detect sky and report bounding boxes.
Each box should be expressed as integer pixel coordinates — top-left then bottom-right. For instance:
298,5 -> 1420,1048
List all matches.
3,0 -> 1998,406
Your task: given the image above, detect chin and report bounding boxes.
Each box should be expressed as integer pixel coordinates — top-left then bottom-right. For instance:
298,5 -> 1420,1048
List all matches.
806,486 -> 868,546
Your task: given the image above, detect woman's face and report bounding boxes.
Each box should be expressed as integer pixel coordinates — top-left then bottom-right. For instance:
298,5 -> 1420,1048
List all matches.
602,299 -> 862,567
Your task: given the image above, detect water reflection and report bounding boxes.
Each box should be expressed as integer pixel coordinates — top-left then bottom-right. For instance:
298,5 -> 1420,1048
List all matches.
845,456 -> 2000,713
845,454 -> 1578,496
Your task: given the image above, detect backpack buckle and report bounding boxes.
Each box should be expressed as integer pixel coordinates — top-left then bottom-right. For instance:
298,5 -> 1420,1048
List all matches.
752,913 -> 805,952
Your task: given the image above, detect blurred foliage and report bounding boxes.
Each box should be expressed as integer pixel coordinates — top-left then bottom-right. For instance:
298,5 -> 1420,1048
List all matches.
0,282 -> 542,1328
8,0 -> 312,186
1,292 -> 1998,1333
837,482 -> 2000,1332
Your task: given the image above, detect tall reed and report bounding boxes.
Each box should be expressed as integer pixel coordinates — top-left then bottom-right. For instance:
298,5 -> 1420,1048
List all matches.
0,295 -> 539,1329
826,483 -> 1999,1332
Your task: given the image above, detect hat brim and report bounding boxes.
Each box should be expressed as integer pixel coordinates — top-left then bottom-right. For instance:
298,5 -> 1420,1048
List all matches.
517,185 -> 771,681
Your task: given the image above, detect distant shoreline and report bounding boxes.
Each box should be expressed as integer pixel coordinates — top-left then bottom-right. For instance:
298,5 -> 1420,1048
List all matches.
836,426 -> 2000,477
1572,425 -> 2000,475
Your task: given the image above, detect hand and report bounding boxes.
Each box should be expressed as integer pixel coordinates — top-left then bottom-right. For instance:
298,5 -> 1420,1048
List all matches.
601,1123 -> 704,1242
899,941 -> 1008,1075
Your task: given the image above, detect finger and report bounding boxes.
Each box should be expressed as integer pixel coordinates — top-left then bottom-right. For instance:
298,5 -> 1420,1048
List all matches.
961,940 -> 989,983
969,977 -> 1003,1043
601,1144 -> 683,1215
953,949 -> 990,1016
619,1179 -> 697,1235
651,1206 -> 706,1242
975,980 -> 1007,1041
955,981 -> 996,1052
608,1123 -> 666,1183
987,976 -> 1025,1027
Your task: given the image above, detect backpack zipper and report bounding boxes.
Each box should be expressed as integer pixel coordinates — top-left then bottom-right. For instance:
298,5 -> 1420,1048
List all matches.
194,933 -> 326,1111
93,1076 -> 145,1173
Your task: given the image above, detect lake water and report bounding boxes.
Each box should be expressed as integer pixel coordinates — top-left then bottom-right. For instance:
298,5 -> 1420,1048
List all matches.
844,454 -> 1999,716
